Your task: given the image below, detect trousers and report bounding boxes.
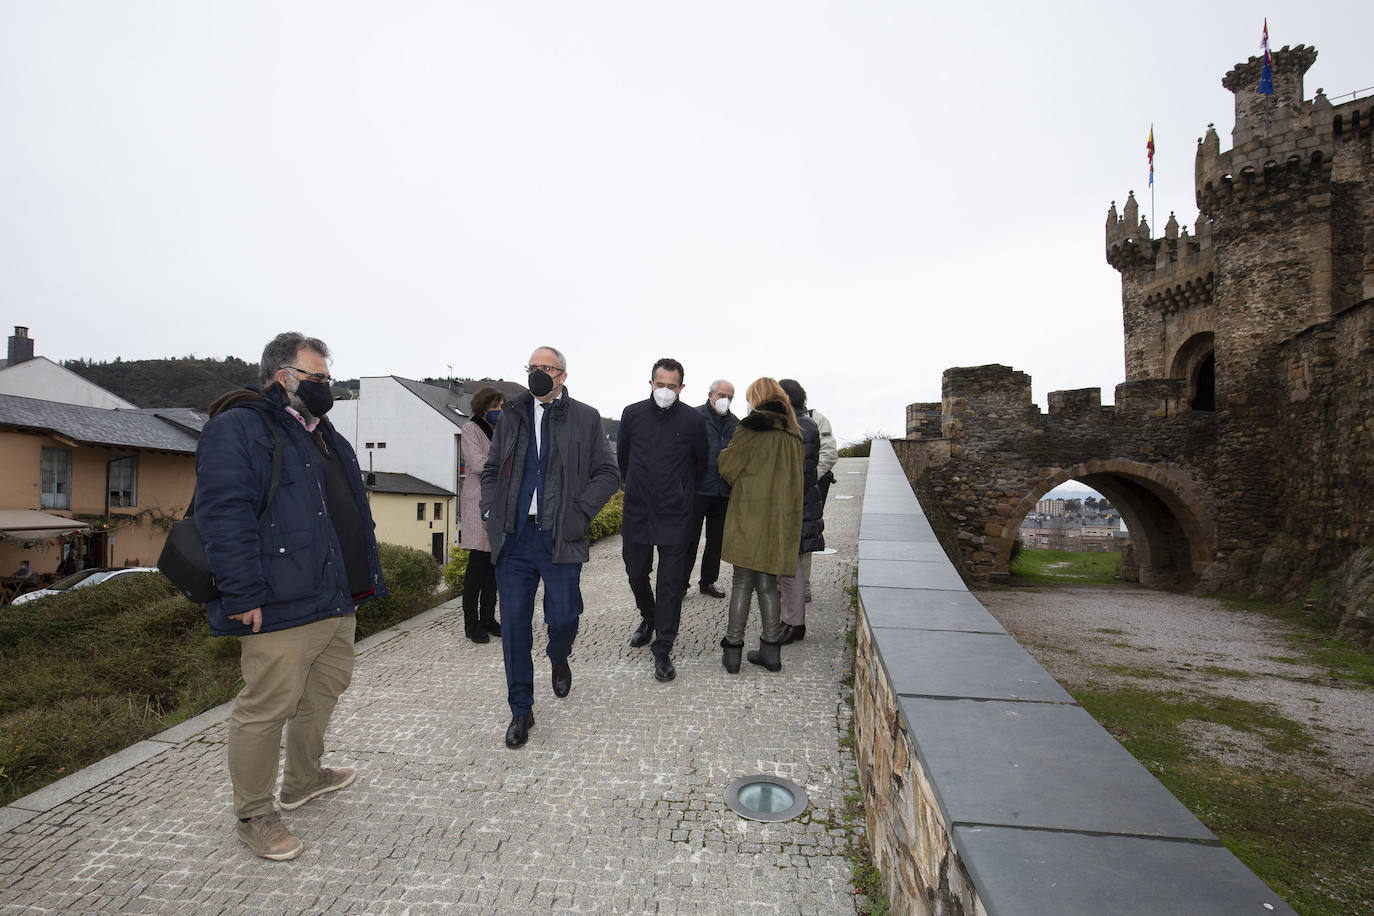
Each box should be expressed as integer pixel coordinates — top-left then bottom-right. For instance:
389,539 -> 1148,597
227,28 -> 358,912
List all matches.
683,493 -> 729,586
495,521 -> 584,716
229,614 -> 355,819
462,548 -> 499,633
623,539 -> 690,656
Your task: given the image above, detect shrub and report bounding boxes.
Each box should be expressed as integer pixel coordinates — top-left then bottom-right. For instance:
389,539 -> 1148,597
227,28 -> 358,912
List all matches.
358,542 -> 450,639
839,439 -> 873,458
590,491 -> 624,542
442,544 -> 469,590
0,544 -> 453,806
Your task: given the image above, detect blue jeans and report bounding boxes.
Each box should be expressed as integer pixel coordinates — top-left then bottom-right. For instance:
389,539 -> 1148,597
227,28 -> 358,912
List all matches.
495,521 -> 584,716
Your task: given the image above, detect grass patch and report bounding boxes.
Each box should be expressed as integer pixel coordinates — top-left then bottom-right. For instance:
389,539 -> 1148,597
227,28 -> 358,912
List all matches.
1222,596 -> 1374,688
1010,548 -> 1123,585
1077,687 -> 1374,914
1095,627 -> 1129,635
0,543 -> 456,807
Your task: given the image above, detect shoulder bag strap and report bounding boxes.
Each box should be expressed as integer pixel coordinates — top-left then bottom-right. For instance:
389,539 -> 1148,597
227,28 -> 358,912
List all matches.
257,419 -> 283,527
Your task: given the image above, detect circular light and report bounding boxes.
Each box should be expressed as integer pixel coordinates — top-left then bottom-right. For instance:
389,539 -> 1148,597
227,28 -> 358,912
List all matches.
725,775 -> 808,822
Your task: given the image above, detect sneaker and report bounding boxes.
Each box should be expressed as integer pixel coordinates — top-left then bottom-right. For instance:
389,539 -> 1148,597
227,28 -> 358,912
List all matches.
280,766 -> 357,811
236,811 -> 303,861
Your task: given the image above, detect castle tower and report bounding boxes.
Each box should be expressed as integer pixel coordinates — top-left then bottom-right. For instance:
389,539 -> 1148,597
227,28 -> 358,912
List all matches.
1109,43 -> 1372,416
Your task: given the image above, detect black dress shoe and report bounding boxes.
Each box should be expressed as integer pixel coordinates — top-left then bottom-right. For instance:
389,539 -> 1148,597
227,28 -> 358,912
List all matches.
482,619 -> 502,637
654,655 -> 676,682
699,583 -> 727,599
552,659 -> 572,698
780,623 -> 806,644
466,629 -> 491,644
629,619 -> 654,648
504,713 -> 534,749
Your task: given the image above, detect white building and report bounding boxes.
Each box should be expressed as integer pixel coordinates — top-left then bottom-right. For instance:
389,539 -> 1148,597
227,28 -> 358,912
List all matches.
330,376 -> 469,550
1,328 -> 136,409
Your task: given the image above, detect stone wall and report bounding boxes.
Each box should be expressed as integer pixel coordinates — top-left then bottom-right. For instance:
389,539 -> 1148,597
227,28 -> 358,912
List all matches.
854,440 -> 1296,915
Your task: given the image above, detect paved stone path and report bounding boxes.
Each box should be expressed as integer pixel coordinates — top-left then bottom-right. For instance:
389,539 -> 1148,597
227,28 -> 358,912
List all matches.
0,459 -> 868,914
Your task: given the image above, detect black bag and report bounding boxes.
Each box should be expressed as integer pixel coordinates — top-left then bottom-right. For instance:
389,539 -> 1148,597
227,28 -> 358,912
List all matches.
158,422 -> 282,603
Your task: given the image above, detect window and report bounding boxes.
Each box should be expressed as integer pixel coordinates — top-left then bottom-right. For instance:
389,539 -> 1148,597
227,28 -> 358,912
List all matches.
109,456 -> 138,507
365,442 -> 375,449
377,442 -> 387,448
40,447 -> 72,509
417,502 -> 426,520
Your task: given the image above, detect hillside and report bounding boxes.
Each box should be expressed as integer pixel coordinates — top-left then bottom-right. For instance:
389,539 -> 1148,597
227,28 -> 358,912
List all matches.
63,356 -> 264,410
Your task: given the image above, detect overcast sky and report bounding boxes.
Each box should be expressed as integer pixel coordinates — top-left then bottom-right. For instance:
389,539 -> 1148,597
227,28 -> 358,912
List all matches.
3,1 -> 1368,445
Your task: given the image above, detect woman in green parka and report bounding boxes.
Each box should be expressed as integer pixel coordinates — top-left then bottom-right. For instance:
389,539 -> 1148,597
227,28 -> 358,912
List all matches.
716,377 -> 804,673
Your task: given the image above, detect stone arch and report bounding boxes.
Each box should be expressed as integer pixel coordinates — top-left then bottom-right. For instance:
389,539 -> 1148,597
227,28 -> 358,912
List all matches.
997,459 -> 1215,589
1169,332 -> 1216,411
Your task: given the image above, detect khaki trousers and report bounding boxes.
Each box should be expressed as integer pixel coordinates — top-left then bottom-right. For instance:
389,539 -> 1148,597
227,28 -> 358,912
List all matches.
229,615 -> 355,819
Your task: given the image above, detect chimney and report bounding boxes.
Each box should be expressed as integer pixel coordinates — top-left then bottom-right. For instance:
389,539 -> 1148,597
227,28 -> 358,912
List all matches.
7,327 -> 34,365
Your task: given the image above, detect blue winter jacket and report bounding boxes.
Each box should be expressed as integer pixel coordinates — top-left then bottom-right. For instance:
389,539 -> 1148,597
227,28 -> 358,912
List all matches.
194,386 -> 388,636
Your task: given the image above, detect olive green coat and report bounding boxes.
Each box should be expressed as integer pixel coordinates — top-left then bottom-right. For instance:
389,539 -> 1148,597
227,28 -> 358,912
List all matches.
717,403 -> 804,576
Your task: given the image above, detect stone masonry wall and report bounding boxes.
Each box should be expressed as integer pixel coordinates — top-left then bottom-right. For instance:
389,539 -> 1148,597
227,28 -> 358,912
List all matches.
854,608 -> 982,916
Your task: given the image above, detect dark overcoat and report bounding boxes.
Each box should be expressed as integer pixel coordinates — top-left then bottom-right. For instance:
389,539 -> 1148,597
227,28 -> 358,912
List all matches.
617,397 -> 708,545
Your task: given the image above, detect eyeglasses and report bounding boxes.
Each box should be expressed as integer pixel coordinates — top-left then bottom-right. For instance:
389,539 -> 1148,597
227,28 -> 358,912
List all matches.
286,366 -> 334,384
525,364 -> 564,376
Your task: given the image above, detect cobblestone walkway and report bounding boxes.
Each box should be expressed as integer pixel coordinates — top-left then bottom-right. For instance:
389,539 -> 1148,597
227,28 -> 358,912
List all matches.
0,459 -> 867,914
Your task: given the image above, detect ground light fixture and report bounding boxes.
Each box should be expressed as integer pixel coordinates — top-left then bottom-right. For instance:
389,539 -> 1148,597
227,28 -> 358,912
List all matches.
724,775 -> 808,822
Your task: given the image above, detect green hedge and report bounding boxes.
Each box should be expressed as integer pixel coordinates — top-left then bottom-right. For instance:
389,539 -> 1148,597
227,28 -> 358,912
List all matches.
0,542 -> 449,807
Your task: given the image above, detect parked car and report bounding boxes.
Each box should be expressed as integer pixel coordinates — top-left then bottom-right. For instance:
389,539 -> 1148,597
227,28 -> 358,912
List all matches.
9,567 -> 161,606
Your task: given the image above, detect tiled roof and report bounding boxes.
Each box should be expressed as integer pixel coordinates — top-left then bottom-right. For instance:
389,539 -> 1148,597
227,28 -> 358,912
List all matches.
0,395 -> 203,454
363,471 -> 454,497
394,377 -> 470,428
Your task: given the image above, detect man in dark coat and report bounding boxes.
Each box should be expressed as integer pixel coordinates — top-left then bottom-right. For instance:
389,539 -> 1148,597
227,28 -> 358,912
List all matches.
481,346 -> 619,749
618,358 -> 708,682
196,332 -> 388,862
682,378 -> 738,599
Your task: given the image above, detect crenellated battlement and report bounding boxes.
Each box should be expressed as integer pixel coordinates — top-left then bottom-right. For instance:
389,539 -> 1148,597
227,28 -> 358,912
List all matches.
1106,192 -> 1216,314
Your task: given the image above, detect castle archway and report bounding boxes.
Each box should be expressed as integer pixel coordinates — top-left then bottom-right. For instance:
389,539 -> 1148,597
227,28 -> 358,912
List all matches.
998,460 -> 1214,589
1169,332 -> 1216,411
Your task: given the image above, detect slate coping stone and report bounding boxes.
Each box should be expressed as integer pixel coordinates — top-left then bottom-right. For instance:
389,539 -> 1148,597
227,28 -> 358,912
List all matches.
858,539 -> 952,563
859,513 -> 938,542
900,698 -> 1215,838
859,586 -> 1005,633
872,629 -> 1072,702
858,495 -> 923,515
952,825 -> 1297,916
858,557 -> 967,591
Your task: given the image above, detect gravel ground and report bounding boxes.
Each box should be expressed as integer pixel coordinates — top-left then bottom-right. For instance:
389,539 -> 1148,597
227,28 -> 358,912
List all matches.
975,584 -> 1374,791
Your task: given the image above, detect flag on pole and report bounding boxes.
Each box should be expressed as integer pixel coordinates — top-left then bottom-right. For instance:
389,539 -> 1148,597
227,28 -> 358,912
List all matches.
1147,125 -> 1155,187
1259,19 -> 1274,95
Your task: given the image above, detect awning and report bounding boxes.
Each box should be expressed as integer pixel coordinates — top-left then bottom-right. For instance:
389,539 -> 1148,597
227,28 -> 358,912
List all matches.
0,510 -> 92,538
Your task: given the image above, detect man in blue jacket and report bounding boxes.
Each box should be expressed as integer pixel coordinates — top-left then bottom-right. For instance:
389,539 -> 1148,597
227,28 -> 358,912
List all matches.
196,332 -> 387,861
481,346 -> 620,749
618,358 -> 708,682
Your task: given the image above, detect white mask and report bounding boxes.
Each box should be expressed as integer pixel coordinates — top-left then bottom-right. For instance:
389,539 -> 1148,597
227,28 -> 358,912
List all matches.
653,388 -> 677,408
713,397 -> 730,415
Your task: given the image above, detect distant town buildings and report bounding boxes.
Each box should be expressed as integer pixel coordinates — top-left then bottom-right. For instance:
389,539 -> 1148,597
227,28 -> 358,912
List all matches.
1019,500 -> 1130,553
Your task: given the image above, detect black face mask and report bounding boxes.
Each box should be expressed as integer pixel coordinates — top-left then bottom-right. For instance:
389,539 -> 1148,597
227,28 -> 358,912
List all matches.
528,369 -> 554,398
296,379 -> 334,416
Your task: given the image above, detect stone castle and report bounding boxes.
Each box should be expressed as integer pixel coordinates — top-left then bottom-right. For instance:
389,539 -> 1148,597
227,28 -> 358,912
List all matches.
895,43 -> 1373,640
